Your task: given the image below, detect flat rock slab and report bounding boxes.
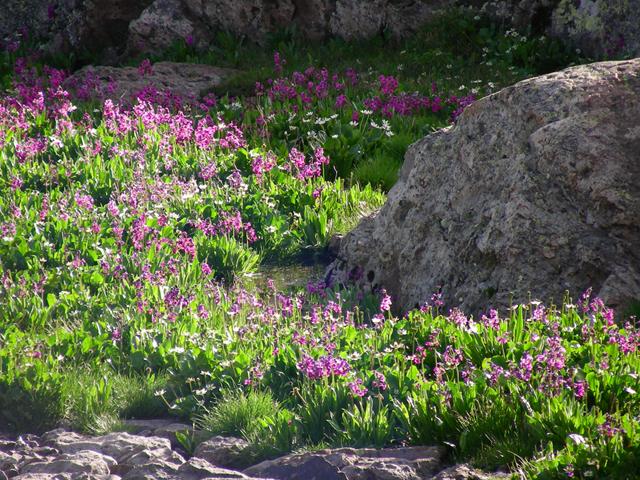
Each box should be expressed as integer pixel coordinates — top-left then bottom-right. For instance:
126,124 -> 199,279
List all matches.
66,62 -> 238,105
22,450 -> 116,475
42,430 -> 172,462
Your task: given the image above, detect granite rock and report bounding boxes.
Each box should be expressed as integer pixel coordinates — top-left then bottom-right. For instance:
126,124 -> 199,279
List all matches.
325,58 -> 640,319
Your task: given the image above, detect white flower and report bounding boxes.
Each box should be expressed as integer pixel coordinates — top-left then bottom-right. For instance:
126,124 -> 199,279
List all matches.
385,130 -> 394,137
360,109 -> 373,115
371,121 -> 380,129
458,85 -> 466,91
349,121 -> 358,127
155,389 -> 167,396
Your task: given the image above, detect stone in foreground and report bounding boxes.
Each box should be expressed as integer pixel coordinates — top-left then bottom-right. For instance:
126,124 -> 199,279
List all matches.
243,445 -> 446,480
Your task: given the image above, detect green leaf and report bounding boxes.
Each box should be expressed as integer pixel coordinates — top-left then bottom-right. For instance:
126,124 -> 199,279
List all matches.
490,356 -> 509,369
82,336 -> 95,353
46,293 -> 57,308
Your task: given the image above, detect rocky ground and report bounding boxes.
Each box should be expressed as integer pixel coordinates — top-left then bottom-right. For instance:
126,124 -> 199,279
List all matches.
0,419 -> 509,480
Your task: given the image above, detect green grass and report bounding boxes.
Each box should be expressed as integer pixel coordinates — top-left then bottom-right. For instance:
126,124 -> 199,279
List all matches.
196,389 -> 281,440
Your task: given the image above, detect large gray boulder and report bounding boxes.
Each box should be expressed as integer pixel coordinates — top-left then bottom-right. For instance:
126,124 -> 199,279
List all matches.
325,58 -> 640,318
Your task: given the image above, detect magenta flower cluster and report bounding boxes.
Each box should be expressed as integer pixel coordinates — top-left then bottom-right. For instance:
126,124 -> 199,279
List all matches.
297,353 -> 352,379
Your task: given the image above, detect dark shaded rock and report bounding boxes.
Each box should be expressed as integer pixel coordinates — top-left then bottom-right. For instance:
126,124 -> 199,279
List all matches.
3,0 -> 638,63
0,0 -> 154,62
326,58 -> 640,319
328,233 -> 344,257
474,0 -> 640,59
126,0 -> 214,58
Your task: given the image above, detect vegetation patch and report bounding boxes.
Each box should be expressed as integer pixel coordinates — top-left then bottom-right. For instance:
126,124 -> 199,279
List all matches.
1,8 -> 638,479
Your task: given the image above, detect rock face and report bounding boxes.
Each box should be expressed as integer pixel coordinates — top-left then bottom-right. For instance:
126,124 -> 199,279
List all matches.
124,0 -> 453,57
4,1 -> 638,63
325,58 -> 640,318
0,0 -> 155,65
0,425 -> 507,480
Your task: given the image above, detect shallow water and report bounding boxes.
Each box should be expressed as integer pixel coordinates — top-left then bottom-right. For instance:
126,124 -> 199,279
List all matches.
241,260 -> 329,293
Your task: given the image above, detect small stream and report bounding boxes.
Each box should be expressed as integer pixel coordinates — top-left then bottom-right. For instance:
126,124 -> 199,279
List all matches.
240,259 -> 330,293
